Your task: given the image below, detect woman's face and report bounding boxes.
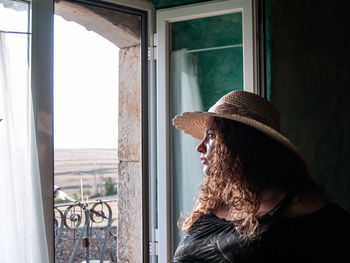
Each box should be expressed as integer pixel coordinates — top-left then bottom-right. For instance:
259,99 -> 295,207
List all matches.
196,117 -> 217,176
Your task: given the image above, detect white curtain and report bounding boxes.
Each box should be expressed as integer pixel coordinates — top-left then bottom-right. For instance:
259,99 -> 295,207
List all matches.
170,49 -> 204,245
0,33 -> 49,262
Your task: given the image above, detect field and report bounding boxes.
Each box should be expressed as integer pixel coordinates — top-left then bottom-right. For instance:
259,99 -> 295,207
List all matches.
54,149 -> 119,262
54,148 -> 118,201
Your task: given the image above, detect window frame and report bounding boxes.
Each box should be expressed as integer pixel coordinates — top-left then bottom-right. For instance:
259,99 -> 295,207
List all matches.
32,0 -> 155,262
31,0 -> 55,261
32,0 -> 265,261
156,0 -> 261,261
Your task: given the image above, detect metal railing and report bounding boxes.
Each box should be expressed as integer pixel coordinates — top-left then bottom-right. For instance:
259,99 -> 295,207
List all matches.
54,199 -> 118,263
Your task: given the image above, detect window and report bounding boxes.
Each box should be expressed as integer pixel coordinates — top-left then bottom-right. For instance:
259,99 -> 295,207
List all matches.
0,0 -> 50,261
1,0 -> 262,262
156,0 -> 261,260
52,0 -> 151,262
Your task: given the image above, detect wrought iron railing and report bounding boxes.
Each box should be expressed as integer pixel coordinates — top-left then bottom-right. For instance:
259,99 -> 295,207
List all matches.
54,199 -> 118,263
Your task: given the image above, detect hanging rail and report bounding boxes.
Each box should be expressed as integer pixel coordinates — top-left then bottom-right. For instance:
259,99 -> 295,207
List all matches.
0,30 -> 30,35
187,43 -> 243,53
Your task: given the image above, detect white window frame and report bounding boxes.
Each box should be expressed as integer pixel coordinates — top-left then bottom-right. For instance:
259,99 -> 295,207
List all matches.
156,0 -> 255,261
33,0 -> 155,262
110,2 -> 157,263
31,0 -> 55,261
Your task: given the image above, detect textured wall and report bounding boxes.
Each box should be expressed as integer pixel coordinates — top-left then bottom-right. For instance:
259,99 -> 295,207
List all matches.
269,0 -> 350,211
55,1 -> 140,48
118,47 -> 141,162
117,45 -> 142,262
117,161 -> 142,262
170,12 -> 243,110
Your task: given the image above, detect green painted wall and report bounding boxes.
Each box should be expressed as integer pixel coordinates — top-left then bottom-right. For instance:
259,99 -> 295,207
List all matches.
268,0 -> 350,211
170,13 -> 243,110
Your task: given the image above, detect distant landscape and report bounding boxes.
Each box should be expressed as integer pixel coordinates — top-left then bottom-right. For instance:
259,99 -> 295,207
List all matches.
54,148 -> 118,202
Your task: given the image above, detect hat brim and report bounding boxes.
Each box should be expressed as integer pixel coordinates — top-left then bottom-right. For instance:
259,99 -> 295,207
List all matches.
172,111 -> 306,164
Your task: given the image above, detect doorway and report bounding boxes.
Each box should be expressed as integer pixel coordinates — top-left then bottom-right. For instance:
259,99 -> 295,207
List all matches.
53,1 -> 148,262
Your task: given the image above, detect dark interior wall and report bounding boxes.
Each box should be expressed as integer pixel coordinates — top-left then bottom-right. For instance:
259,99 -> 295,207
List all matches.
154,0 -> 209,9
269,0 -> 350,211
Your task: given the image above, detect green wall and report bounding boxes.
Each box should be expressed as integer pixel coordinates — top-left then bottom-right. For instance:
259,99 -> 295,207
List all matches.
170,13 -> 243,110
268,0 -> 350,211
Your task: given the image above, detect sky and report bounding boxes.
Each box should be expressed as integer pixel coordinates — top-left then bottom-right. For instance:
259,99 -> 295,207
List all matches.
0,2 -> 28,32
54,15 -> 119,149
1,5 -> 119,149
0,3 -> 29,145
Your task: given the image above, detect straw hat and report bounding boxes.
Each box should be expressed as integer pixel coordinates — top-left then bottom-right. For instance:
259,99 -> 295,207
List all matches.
172,90 -> 305,163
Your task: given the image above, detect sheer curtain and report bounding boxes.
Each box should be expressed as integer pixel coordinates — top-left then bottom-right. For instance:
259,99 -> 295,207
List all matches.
170,49 -> 204,246
0,32 -> 49,262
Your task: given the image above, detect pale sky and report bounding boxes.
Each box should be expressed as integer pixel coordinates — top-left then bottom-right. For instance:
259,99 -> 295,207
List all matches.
0,3 -> 28,32
1,6 -> 119,149
54,15 -> 119,149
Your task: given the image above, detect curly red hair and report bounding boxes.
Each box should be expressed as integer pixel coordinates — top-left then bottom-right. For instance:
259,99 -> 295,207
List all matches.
181,117 -> 325,238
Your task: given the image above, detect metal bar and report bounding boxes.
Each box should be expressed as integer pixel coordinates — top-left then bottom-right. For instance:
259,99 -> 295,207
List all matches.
8,0 -> 31,3
110,237 -> 118,262
54,208 -> 64,248
69,210 -> 89,263
55,199 -> 117,262
0,30 -> 31,35
140,7 -> 151,263
54,198 -> 117,208
86,216 -> 90,263
99,203 -> 113,263
186,43 -> 243,53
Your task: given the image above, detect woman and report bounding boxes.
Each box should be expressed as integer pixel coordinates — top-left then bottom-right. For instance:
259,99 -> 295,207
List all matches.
172,90 -> 349,262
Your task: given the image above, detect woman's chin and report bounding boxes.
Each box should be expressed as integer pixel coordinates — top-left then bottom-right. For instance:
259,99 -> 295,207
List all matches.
203,166 -> 210,176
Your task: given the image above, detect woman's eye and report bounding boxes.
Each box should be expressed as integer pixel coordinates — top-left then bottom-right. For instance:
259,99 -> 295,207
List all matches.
207,133 -> 214,139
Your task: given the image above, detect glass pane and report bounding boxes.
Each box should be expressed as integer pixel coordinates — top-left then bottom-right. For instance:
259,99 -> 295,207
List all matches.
0,8 -> 45,262
170,12 -> 243,250
0,0 -> 29,32
54,14 -> 119,199
53,1 -> 143,262
170,12 -> 243,111
0,33 -> 29,131
54,15 -> 120,262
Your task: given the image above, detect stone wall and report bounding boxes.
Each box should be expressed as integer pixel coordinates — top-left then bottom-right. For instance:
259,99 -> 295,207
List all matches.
117,45 -> 142,263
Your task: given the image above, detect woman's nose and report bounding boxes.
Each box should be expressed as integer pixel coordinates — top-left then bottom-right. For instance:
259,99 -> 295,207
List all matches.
196,139 -> 206,153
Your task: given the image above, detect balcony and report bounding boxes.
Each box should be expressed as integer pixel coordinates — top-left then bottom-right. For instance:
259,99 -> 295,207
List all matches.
54,199 -> 117,263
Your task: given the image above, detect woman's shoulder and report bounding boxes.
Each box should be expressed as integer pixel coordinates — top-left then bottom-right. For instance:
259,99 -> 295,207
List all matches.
281,193 -> 350,224
174,214 -> 239,262
186,213 -> 236,235
280,201 -> 349,228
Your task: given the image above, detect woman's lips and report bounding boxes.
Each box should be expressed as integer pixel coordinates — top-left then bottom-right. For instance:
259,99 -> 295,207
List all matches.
200,157 -> 207,164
